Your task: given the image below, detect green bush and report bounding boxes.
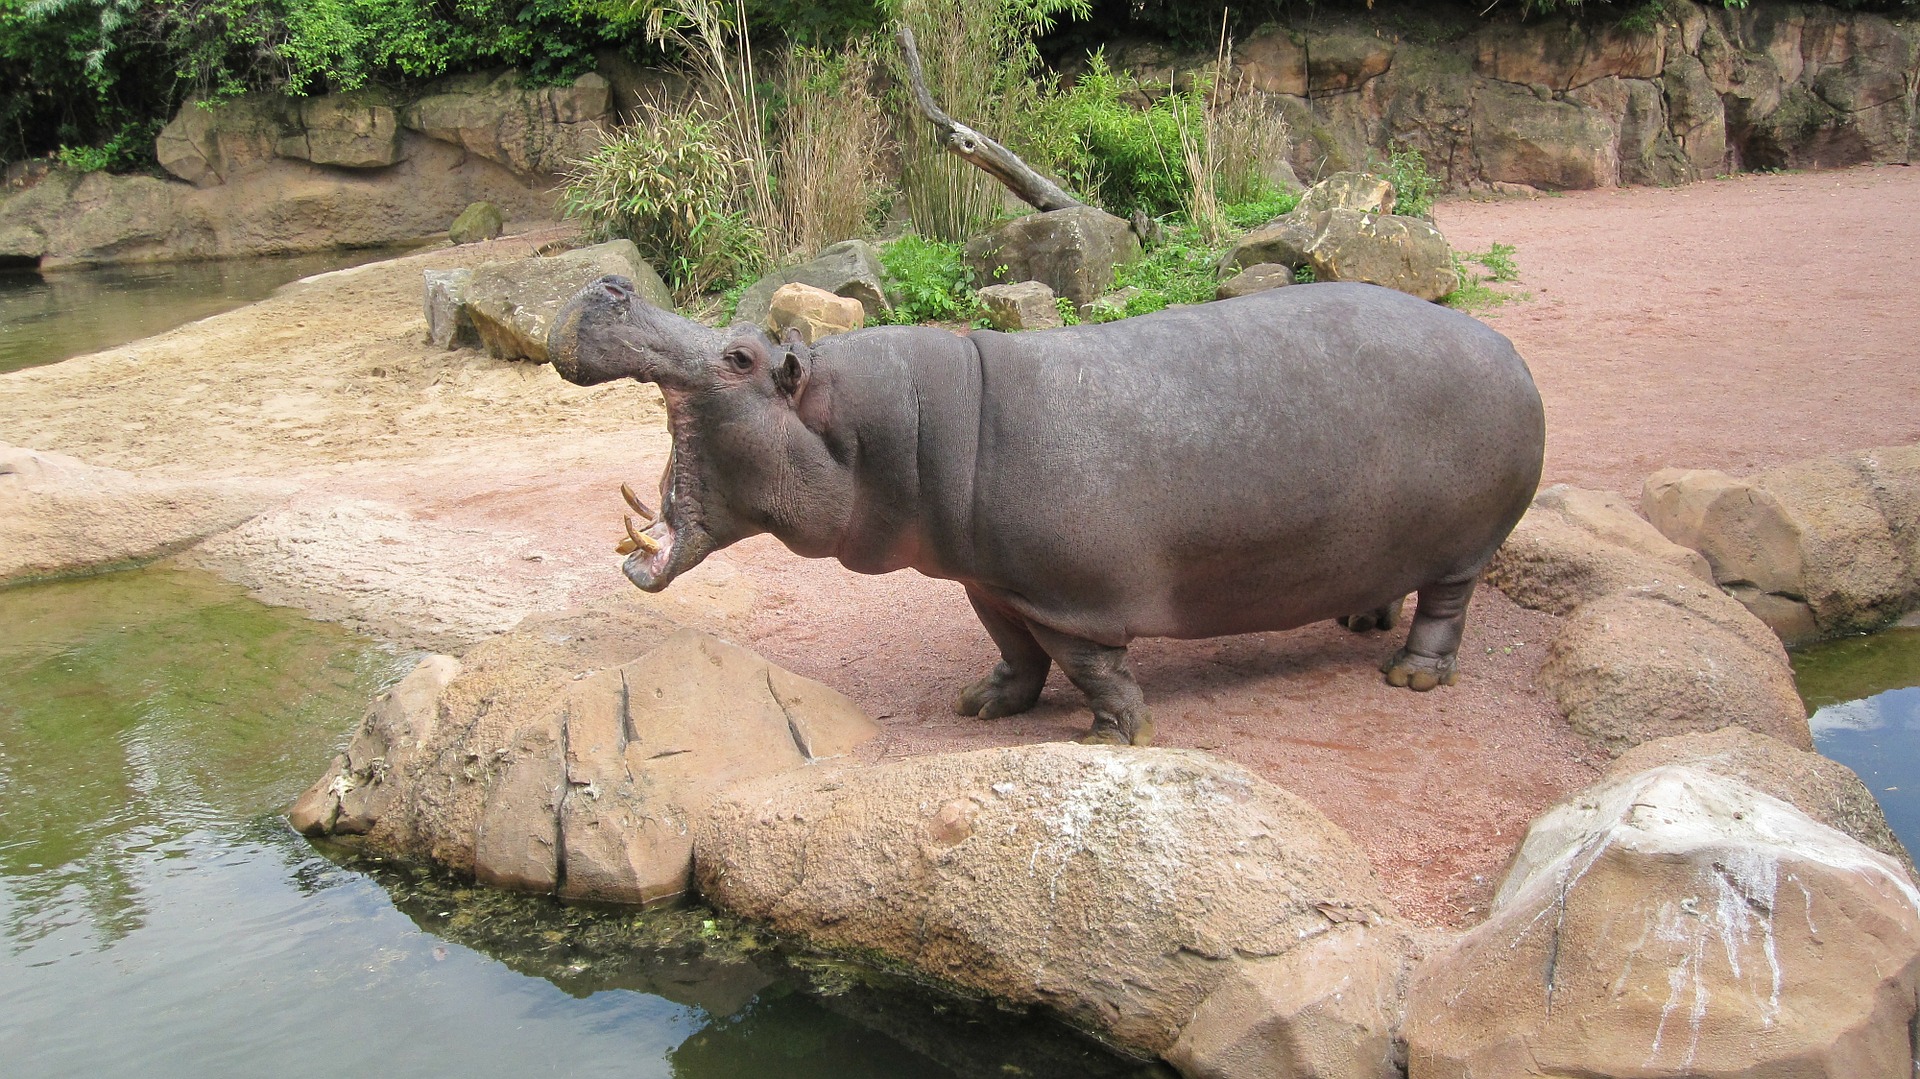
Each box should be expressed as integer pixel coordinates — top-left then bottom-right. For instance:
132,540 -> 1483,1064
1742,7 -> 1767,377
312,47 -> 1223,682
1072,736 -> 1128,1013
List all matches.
1026,52 -> 1198,220
1376,146 -> 1440,219
560,107 -> 770,295
878,234 -> 976,324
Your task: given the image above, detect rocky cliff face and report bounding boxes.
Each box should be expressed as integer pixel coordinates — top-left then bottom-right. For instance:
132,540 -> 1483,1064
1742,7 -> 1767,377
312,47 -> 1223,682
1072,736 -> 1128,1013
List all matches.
1112,0 -> 1917,191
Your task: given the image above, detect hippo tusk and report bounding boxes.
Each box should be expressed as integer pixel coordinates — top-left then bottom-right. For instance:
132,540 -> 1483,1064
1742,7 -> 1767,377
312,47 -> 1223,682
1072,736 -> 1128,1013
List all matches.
622,514 -> 660,555
620,482 -> 654,521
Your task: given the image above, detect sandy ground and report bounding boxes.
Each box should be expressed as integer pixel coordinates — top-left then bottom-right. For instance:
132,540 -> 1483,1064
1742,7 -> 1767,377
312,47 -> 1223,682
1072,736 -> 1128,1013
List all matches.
4,165 -> 1916,927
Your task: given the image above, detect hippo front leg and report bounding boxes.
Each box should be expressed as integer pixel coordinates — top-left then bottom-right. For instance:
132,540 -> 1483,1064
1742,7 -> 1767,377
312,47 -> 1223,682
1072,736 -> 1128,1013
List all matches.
1381,575 -> 1477,691
1025,623 -> 1154,748
955,587 -> 1052,720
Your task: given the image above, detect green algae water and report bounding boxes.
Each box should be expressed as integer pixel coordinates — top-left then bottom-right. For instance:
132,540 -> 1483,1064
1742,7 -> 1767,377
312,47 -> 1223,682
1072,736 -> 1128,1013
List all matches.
0,567 -> 1152,1078
0,249 -> 406,375
1793,627 -> 1920,855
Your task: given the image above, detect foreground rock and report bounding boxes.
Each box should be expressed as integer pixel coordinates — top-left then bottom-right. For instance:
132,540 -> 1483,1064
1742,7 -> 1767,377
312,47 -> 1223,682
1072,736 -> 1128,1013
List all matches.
0,443 -> 291,585
1220,172 -> 1455,301
976,280 -> 1064,331
463,240 -> 674,361
733,240 -> 892,327
1406,765 -> 1920,1077
698,744 -> 1415,1076
964,205 -> 1141,310
293,628 -> 878,904
1643,444 -> 1920,643
1487,484 -> 1714,616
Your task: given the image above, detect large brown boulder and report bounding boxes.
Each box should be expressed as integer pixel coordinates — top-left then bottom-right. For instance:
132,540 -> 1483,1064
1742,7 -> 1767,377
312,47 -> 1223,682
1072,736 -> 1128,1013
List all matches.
1405,765 -> 1920,1078
0,443 -> 291,585
1538,579 -> 1812,755
1300,209 -> 1456,302
697,743 -> 1415,1076
1643,445 -> 1920,643
964,205 -> 1141,311
154,94 -> 297,187
1607,726 -> 1913,875
1486,484 -> 1714,617
293,628 -> 881,905
1469,81 -> 1622,191
465,240 -> 674,362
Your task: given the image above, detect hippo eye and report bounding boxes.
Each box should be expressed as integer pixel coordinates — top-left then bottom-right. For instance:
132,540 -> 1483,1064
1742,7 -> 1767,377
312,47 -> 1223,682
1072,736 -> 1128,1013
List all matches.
723,348 -> 754,373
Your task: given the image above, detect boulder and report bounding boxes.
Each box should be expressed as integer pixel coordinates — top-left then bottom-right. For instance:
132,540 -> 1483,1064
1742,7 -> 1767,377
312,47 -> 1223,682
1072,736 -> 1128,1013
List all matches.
1219,213 -> 1318,275
1538,579 -> 1813,755
448,201 -> 504,244
276,93 -> 404,168
403,71 -> 611,177
0,443 -> 292,585
733,239 -> 892,327
697,743 -> 1415,1073
1405,765 -> 1920,1078
292,629 -> 881,904
1606,726 -> 1913,875
1215,263 -> 1296,300
976,280 -> 1064,331
1486,484 -> 1714,617
422,268 -> 478,350
1291,171 -> 1397,217
465,240 -> 674,362
154,95 -> 297,187
765,282 -> 866,343
964,205 -> 1141,311
1081,285 -> 1145,322
1300,208 -> 1456,301
1643,446 -> 1920,642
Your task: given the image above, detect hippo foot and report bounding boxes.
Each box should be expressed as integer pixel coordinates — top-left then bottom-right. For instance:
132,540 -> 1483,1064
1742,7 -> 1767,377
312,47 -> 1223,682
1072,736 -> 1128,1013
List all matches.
1340,596 -> 1406,633
955,662 -> 1045,720
1076,709 -> 1155,747
1381,648 -> 1460,692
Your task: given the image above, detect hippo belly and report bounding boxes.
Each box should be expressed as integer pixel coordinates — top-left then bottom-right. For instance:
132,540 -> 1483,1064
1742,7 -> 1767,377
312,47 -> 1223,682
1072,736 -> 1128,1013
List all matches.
959,282 -> 1544,647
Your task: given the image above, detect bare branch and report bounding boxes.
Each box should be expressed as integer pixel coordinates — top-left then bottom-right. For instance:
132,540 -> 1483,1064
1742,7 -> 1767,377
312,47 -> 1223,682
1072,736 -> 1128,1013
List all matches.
896,25 -> 1083,214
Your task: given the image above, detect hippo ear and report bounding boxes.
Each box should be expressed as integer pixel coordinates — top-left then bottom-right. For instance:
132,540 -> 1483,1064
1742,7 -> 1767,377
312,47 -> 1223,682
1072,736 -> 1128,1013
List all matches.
773,337 -> 812,401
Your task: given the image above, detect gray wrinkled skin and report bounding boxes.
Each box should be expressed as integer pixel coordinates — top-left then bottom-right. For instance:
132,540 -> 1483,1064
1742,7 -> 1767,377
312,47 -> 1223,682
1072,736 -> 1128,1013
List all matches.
547,277 -> 1545,746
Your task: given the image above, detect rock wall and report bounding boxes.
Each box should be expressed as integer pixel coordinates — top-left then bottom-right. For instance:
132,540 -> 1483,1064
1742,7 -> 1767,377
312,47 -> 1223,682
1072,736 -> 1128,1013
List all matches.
1112,0 -> 1918,190
0,70 -> 617,268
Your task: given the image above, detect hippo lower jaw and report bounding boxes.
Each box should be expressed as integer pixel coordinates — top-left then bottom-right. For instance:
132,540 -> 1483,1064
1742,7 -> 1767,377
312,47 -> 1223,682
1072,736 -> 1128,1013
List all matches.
621,518 -> 715,592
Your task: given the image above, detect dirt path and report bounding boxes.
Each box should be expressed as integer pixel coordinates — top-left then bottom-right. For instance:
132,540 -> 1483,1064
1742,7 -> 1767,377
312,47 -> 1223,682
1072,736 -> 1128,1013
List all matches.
4,165 -> 1915,927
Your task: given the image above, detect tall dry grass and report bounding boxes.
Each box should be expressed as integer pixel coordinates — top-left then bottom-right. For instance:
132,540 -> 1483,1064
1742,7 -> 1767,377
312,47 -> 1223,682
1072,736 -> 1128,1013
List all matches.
777,43 -> 890,260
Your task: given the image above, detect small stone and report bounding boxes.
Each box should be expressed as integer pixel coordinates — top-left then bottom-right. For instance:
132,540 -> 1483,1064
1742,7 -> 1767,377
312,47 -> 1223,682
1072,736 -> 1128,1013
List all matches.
1215,263 -> 1295,300
423,268 -> 477,350
449,201 -> 504,245
977,281 -> 1063,331
766,283 -> 865,344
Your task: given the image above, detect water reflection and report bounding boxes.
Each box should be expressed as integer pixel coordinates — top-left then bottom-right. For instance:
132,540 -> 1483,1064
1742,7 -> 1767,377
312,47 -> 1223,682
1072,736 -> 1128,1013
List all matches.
0,567 -> 1160,1078
1793,627 -> 1920,856
0,249 -> 409,375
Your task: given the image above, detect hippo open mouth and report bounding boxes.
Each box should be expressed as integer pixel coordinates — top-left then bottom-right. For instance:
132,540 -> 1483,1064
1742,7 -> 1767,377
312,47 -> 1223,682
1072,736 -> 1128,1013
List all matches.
613,446 -> 715,592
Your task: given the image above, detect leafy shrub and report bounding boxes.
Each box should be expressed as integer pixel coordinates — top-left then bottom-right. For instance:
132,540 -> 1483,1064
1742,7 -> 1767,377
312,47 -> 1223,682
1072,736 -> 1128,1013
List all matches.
1221,188 -> 1299,229
878,234 -> 976,324
1376,146 -> 1441,219
1026,52 -> 1195,220
560,105 -> 769,295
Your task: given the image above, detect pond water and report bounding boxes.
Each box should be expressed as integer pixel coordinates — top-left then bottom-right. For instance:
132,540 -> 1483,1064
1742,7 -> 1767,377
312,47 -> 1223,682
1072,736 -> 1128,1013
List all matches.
0,567 -> 1152,1078
1793,627 -> 1920,855
0,249 -> 409,375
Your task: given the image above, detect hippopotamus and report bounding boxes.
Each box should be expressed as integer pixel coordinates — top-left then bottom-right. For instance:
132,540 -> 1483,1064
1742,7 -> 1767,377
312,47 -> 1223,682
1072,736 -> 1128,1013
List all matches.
546,277 -> 1545,746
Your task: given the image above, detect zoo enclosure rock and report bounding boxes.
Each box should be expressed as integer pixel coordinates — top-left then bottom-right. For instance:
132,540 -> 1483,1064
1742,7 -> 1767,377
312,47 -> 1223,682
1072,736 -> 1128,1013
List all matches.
1643,444 -> 1920,644
1486,483 -> 1714,618
292,627 -> 880,905
697,743 -> 1416,1077
976,280 -> 1064,331
462,240 -> 675,362
764,283 -> 865,344
448,201 -> 505,245
1405,765 -> 1920,1078
732,240 -> 893,328
1218,173 -> 1454,301
964,205 -> 1141,311
0,442 -> 293,585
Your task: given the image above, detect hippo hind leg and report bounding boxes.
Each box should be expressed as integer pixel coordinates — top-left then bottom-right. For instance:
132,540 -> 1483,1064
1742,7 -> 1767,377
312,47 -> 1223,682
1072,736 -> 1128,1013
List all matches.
1381,575 -> 1478,692
1025,622 -> 1154,747
1339,595 -> 1405,633
955,587 -> 1051,720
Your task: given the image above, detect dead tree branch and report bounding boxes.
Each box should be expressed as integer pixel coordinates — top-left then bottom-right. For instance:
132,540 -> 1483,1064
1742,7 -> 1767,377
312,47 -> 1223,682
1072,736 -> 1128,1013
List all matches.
896,25 -> 1083,214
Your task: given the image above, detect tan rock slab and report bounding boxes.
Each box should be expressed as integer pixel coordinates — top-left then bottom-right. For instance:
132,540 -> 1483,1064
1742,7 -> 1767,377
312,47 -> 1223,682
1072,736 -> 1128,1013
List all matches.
765,282 -> 866,344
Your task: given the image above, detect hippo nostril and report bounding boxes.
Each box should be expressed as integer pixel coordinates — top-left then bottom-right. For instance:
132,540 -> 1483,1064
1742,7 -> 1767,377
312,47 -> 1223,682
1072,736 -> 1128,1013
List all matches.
599,281 -> 632,300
